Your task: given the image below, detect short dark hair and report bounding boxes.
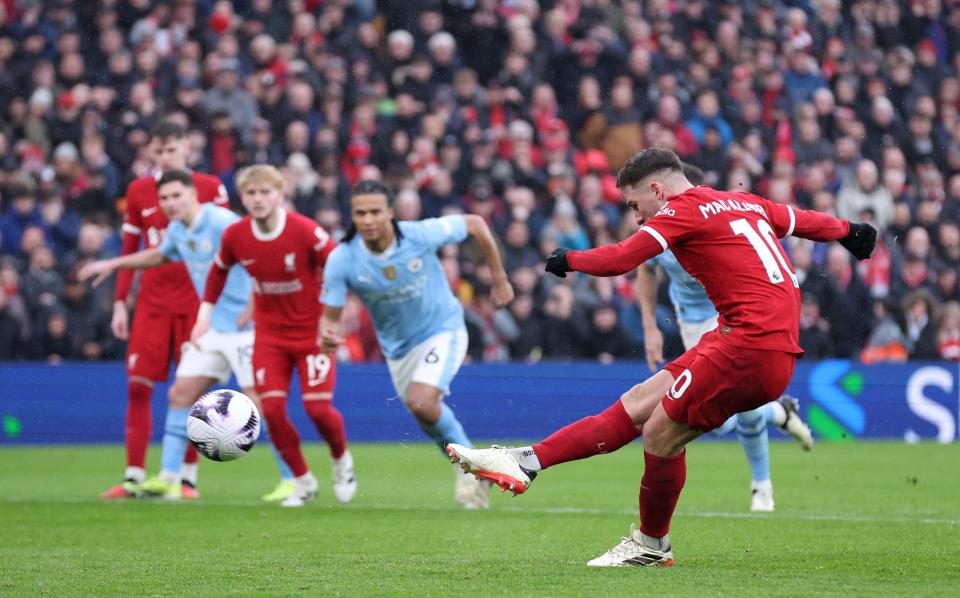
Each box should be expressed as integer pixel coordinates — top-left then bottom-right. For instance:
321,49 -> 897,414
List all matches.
616,148 -> 684,188
343,179 -> 402,243
157,169 -> 194,189
680,162 -> 705,186
150,120 -> 187,142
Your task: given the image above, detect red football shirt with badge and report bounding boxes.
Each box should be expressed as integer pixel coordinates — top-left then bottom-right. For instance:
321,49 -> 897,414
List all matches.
116,172 -> 229,314
210,209 -> 336,342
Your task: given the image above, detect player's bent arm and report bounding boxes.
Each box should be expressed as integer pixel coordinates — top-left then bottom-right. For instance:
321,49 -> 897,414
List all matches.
765,201 -> 877,260
320,305 -> 345,352
566,229 -> 666,277
464,215 -> 515,306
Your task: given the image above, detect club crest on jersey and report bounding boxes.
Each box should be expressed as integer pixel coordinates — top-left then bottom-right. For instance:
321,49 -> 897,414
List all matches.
188,240 -> 195,252
407,258 -> 423,273
284,252 -> 296,272
383,265 -> 397,280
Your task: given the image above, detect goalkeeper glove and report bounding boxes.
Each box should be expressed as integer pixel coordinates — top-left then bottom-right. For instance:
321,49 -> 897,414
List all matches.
838,222 -> 877,260
545,248 -> 573,278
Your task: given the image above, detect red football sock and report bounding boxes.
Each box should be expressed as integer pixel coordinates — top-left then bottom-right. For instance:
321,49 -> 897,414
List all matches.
304,400 -> 347,459
639,450 -> 687,538
261,396 -> 309,477
184,443 -> 198,464
125,380 -> 153,469
532,400 -> 641,469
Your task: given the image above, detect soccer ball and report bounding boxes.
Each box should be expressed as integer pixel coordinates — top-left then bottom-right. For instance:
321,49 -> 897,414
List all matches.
187,389 -> 261,462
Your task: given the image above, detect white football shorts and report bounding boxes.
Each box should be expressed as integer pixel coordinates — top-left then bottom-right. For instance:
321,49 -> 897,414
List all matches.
386,327 -> 469,403
177,328 -> 254,389
678,314 -> 719,351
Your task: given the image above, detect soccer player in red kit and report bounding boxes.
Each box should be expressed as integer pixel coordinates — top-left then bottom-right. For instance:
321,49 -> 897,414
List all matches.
101,121 -> 229,500
448,148 -> 877,566
194,165 -> 354,508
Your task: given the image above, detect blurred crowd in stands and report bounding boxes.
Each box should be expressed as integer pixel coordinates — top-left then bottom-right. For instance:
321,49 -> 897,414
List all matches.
1,0 -> 960,365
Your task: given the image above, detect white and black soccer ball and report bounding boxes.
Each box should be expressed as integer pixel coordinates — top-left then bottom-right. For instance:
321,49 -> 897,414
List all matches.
187,389 -> 261,462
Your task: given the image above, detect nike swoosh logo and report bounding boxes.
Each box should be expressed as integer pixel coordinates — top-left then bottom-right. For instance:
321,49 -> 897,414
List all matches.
142,207 -> 159,216
357,275 -> 371,282
240,259 -> 256,266
307,379 -> 324,387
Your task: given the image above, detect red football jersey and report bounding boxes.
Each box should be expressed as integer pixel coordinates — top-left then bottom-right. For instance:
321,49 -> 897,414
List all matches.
117,172 -> 229,313
568,186 -> 850,353
214,209 -> 336,341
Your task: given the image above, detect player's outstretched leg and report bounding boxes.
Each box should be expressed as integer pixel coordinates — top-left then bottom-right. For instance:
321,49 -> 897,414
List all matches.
448,373 -> 669,495
735,409 -> 774,512
261,395 -> 318,508
101,379 -> 154,499
303,398 -> 356,503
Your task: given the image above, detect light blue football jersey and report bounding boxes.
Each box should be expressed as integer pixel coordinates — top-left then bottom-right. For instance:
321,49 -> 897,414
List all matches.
159,204 -> 252,333
649,249 -> 718,324
322,216 -> 468,359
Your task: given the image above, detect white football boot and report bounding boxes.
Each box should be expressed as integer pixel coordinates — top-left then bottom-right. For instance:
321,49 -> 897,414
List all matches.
454,464 -> 490,510
778,395 -> 814,451
446,444 -> 535,496
587,524 -> 674,567
750,482 -> 775,512
281,472 -> 319,508
331,450 -> 357,503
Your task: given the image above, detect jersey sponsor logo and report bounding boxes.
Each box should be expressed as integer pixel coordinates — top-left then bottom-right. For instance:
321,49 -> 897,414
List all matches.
383,265 -> 397,281
284,252 -> 296,272
656,205 -> 676,217
142,207 -> 159,217
407,258 -> 423,273
357,274 -> 372,283
240,258 -> 256,266
251,278 -> 303,295
698,199 -> 767,220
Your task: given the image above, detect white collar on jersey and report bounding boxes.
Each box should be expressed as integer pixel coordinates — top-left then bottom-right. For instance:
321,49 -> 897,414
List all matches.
186,203 -> 209,233
357,235 -> 397,259
251,208 -> 287,241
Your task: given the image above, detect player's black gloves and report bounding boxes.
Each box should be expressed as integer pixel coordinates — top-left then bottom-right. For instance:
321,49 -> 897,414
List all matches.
545,248 -> 574,278
839,222 -> 877,260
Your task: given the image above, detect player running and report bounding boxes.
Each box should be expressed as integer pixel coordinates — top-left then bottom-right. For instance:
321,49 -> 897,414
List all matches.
319,180 -> 514,510
101,122 -> 229,500
78,170 -> 295,501
447,148 -> 876,566
196,165 -> 354,508
635,162 -> 813,512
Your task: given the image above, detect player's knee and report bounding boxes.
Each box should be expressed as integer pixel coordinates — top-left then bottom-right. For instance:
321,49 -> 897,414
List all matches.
303,399 -> 332,419
404,386 -> 441,422
260,395 -> 287,422
167,383 -> 194,409
643,417 -> 686,457
735,410 -> 764,435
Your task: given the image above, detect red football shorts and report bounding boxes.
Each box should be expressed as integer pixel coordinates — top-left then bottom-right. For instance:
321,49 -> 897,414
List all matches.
126,308 -> 195,381
662,328 -> 797,431
252,335 -> 337,399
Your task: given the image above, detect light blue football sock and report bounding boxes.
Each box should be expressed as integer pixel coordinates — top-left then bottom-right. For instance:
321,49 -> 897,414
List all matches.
422,402 -> 473,455
268,434 -> 294,480
161,407 -> 191,477
713,415 -> 737,436
756,401 -> 778,426
735,409 -> 770,483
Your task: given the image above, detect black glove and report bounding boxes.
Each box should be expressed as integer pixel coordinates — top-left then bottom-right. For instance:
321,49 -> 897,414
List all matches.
838,222 -> 877,260
545,248 -> 573,278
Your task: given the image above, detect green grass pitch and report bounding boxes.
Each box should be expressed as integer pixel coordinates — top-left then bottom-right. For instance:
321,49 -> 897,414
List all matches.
1,441 -> 957,596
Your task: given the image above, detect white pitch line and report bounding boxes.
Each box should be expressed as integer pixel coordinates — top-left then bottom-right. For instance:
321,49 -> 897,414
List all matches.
4,497 -> 958,525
